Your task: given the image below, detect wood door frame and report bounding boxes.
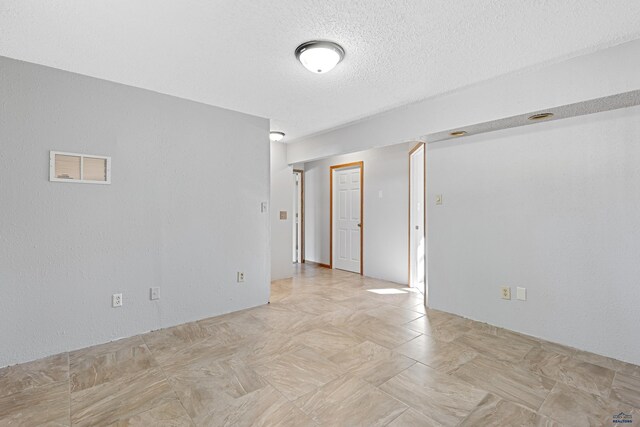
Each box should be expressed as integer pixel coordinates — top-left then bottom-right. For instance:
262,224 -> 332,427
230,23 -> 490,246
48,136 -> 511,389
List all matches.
329,161 -> 364,275
293,169 -> 305,263
408,143 -> 426,288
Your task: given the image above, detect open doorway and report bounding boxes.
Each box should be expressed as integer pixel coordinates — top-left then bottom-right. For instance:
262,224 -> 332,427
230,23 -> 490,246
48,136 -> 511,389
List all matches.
293,169 -> 304,264
409,143 -> 427,303
330,161 -> 364,274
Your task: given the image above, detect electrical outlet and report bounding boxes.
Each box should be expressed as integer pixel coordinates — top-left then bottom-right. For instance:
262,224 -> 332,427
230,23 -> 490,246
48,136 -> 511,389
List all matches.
150,287 -> 160,300
501,287 -> 511,300
516,287 -> 527,301
237,272 -> 245,283
112,293 -> 123,307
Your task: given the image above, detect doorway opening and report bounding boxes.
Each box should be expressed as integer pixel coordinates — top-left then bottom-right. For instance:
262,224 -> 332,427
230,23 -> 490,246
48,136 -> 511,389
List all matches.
409,143 -> 427,304
293,169 -> 304,264
330,161 -> 364,275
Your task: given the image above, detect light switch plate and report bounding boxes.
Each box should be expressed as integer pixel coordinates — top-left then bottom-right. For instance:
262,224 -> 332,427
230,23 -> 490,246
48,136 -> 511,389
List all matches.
150,287 -> 159,300
280,211 -> 287,220
516,287 -> 527,301
261,202 -> 268,213
435,194 -> 443,205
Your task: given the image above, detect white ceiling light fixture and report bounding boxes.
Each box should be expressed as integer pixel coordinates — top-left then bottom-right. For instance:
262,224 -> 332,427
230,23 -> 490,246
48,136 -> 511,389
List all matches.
269,131 -> 285,142
295,41 -> 345,74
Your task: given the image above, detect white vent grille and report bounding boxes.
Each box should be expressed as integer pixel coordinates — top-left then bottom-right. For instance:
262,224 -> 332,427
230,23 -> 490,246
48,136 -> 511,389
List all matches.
49,151 -> 111,184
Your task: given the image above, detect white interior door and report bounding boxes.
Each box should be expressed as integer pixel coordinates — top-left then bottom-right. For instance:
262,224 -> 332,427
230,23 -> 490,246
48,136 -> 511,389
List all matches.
409,145 -> 426,295
333,166 -> 361,273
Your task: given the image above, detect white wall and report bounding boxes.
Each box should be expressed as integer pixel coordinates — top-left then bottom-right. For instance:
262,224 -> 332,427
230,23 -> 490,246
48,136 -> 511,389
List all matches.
304,142 -> 413,284
0,56 -> 271,367
428,105 -> 640,365
288,39 -> 640,164
270,141 -> 293,281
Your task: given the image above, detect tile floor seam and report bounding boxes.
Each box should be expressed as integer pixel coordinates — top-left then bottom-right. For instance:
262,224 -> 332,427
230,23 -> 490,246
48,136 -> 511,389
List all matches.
537,381 -> 569,425
449,353 -> 557,413
606,378 -> 640,413
144,341 -> 198,427
369,381 -> 412,413
543,352 -> 616,399
376,363 -> 489,426
372,359 -> 418,391
256,370 -> 287,402
141,328 -> 208,363
259,372 -> 321,426
250,355 -> 323,418
603,367 -> 618,398
381,406 -> 410,426
453,393 -> 491,427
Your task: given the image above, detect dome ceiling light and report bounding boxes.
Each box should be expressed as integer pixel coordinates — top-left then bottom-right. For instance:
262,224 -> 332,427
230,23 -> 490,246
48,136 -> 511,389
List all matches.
295,41 -> 345,74
269,131 -> 285,142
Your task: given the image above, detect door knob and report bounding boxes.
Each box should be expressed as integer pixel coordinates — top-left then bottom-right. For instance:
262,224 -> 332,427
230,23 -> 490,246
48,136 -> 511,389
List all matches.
357,223 -> 361,227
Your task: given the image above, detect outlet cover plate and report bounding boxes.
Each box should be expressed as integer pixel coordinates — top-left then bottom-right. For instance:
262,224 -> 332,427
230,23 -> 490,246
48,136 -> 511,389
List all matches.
150,287 -> 160,300
237,272 -> 245,283
501,287 -> 511,300
112,293 -> 123,307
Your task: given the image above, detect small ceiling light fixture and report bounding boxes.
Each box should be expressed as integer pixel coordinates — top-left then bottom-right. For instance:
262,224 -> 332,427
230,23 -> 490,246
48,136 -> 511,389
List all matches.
449,131 -> 467,137
269,131 -> 285,142
528,112 -> 554,121
295,41 -> 345,74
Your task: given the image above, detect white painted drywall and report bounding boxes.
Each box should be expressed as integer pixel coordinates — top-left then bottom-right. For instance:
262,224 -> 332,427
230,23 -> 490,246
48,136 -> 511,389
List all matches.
304,142 -> 413,284
288,39 -> 640,164
270,141 -> 293,281
0,56 -> 270,367
428,105 -> 640,365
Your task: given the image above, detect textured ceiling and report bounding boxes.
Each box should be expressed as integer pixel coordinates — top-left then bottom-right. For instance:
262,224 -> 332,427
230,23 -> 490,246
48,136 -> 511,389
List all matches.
1,1 -> 640,142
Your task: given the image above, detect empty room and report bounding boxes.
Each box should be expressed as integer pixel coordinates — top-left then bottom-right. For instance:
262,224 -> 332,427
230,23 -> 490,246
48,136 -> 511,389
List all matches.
1,1 -> 639,426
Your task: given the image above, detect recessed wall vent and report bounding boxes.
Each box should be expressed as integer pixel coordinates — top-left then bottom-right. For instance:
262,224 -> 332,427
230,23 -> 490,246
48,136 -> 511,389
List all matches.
49,151 -> 111,184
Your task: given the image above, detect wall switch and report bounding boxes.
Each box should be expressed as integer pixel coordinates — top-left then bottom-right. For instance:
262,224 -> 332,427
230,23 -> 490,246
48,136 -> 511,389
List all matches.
150,287 -> 160,300
112,293 -> 123,307
279,211 -> 287,220
516,287 -> 527,301
501,287 -> 511,300
261,202 -> 268,213
435,194 -> 443,205
237,272 -> 245,283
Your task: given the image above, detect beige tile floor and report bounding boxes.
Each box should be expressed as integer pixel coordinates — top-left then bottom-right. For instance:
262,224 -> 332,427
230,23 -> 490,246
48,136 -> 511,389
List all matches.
1,264 -> 639,426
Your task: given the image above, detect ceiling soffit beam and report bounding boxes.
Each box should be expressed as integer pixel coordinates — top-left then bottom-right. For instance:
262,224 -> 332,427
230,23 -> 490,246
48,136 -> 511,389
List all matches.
287,39 -> 640,164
